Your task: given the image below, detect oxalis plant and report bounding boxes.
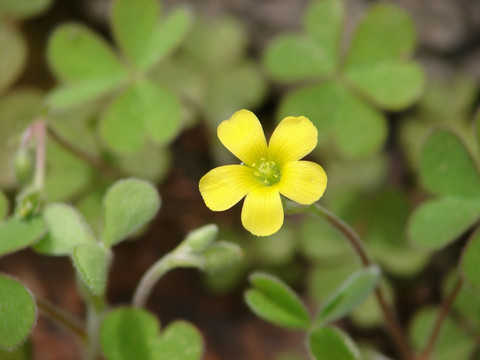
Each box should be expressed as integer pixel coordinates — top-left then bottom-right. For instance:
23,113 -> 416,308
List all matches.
0,0 -> 480,359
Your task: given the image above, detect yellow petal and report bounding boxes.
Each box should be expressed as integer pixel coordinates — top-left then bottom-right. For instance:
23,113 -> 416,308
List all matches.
199,165 -> 256,211
268,116 -> 318,164
217,109 -> 268,166
241,185 -> 283,236
278,161 -> 327,204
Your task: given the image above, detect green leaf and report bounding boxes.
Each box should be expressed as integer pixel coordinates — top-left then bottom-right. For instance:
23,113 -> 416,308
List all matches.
0,190 -> 8,220
331,86 -> 386,158
101,307 -> 159,360
0,216 -> 45,257
279,82 -> 387,157
46,78 -> 126,110
408,197 -> 480,250
346,61 -> 424,110
100,81 -> 181,154
183,16 -> 247,70
244,272 -> 311,329
308,326 -> 360,360
0,275 -> 36,351
420,130 -> 480,198
73,243 -> 111,296
153,321 -> 203,360
111,0 -> 159,69
47,23 -> 126,86
263,34 -> 333,81
316,266 -> 380,325
102,178 -> 160,246
304,0 -> 344,67
409,307 -> 476,360
346,3 -> 416,66
460,228 -> 480,295
44,141 -> 93,202
0,0 -> 52,18
0,24 -> 27,94
204,61 -> 266,126
34,203 -> 95,256
141,8 -> 192,71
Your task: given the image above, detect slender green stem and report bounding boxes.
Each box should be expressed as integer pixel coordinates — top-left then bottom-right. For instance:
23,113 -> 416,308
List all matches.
132,253 -> 204,308
285,201 -> 415,360
46,126 -> 127,179
417,277 -> 463,360
36,297 -> 86,342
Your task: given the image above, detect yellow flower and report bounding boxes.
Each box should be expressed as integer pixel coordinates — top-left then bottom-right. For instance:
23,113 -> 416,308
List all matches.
199,109 -> 327,236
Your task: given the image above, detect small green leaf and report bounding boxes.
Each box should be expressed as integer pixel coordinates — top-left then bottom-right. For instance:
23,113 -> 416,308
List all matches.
0,0 -> 52,18
111,0 -> 159,69
0,275 -> 37,351
153,321 -> 203,360
346,3 -> 416,66
73,243 -> 111,296
141,8 -> 192,71
0,216 -> 45,257
263,34 -> 332,81
102,178 -> 160,246
420,130 -> 480,198
346,61 -> 424,110
408,197 -> 480,250
316,266 -> 380,325
34,203 -> 95,256
0,24 -> 27,94
100,81 -> 181,154
245,272 -> 311,329
47,23 -> 126,86
308,326 -> 360,360
460,228 -> 480,295
304,0 -> 344,67
0,190 -> 8,220
101,307 -> 159,360
203,241 -> 243,273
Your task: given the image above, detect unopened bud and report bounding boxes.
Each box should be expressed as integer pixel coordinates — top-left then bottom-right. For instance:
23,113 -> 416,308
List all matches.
177,224 -> 218,253
204,241 -> 243,273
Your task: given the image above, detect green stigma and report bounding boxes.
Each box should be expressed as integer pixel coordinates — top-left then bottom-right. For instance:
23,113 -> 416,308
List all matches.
251,157 -> 281,186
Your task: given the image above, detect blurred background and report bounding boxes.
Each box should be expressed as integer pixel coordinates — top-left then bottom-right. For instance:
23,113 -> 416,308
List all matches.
1,0 -> 480,359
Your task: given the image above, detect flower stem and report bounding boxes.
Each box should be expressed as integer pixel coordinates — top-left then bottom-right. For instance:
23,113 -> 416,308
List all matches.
36,297 -> 86,342
32,121 -> 47,191
132,253 -> 204,308
417,277 -> 463,360
285,201 -> 415,360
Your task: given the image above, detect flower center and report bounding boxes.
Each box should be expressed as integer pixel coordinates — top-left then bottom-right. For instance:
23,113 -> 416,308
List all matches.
251,158 -> 281,186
